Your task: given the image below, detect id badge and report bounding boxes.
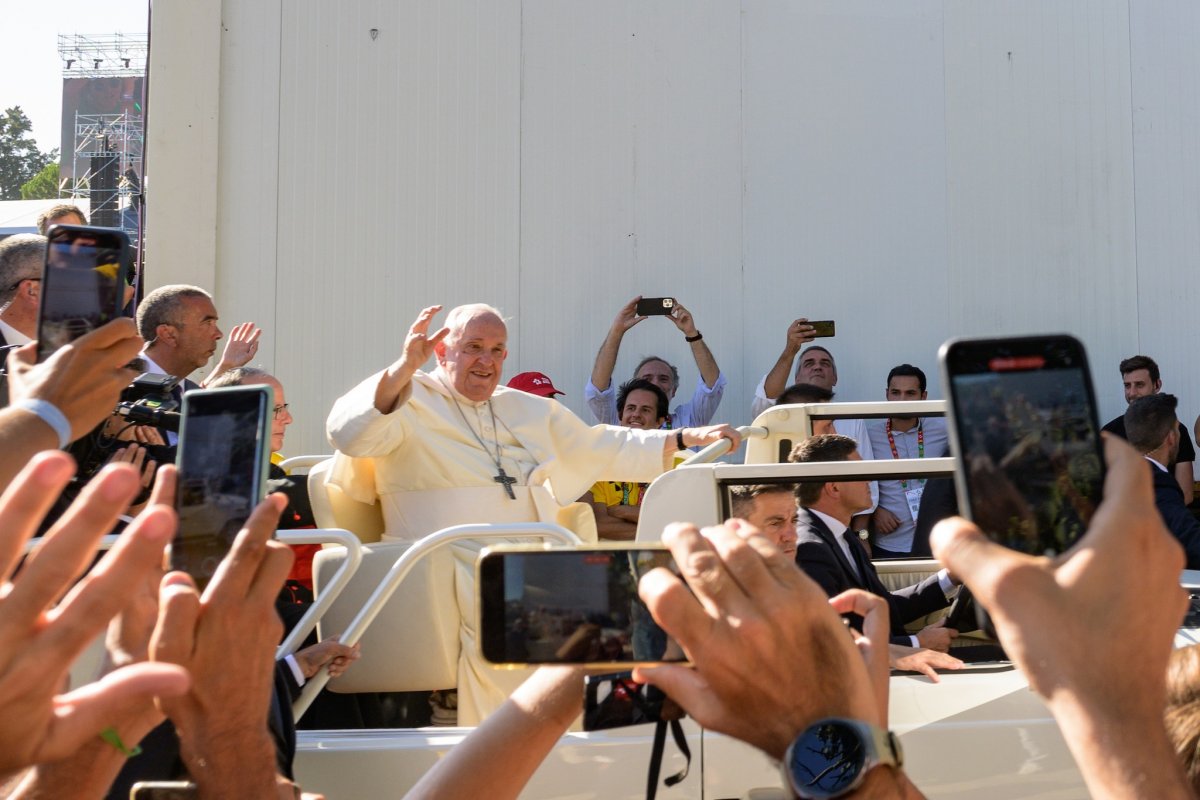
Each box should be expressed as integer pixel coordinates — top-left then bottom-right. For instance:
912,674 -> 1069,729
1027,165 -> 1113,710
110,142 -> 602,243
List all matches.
904,486 -> 924,521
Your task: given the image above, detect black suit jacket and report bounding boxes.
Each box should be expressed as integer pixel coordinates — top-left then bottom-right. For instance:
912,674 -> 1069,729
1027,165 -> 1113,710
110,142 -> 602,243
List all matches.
1149,461 -> 1200,570
795,508 -> 950,645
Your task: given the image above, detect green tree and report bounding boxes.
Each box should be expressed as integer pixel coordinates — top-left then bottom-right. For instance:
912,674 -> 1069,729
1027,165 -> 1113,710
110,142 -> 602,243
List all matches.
20,159 -> 61,200
0,107 -> 54,200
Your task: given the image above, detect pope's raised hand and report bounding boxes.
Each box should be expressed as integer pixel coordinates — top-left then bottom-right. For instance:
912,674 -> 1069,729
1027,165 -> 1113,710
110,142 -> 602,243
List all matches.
397,305 -> 450,372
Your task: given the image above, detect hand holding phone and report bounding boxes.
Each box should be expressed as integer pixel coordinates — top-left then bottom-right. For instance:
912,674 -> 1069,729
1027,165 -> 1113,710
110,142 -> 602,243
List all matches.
172,385 -> 273,589
478,545 -> 688,668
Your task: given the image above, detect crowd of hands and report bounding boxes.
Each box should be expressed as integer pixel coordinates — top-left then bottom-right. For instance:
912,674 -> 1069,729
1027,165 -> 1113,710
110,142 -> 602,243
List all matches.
2,316 -> 1199,799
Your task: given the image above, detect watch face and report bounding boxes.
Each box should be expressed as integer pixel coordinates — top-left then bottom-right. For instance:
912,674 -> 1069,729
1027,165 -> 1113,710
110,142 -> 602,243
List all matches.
787,719 -> 866,798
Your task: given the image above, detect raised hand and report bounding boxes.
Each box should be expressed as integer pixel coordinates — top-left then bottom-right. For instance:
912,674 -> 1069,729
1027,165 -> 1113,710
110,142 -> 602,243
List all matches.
667,301 -> 698,337
611,296 -> 648,334
0,453 -> 189,777
217,322 -> 262,370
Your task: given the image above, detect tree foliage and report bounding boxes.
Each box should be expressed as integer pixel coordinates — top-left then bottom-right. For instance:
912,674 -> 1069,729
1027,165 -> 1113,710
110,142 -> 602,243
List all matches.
0,107 -> 54,201
20,160 -> 61,200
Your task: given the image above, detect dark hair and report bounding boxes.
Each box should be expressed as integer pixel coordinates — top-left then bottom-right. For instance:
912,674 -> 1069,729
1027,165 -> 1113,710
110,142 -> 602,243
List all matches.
777,382 -> 834,405
136,284 -> 212,341
886,363 -> 927,393
616,378 -> 669,423
1120,355 -> 1160,385
788,434 -> 858,505
634,356 -> 679,393
729,484 -> 797,519
36,203 -> 87,235
1125,393 -> 1178,452
1165,645 -> 1200,795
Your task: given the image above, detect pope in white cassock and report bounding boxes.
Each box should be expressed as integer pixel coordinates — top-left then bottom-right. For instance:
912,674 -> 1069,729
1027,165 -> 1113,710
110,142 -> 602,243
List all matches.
326,303 -> 740,722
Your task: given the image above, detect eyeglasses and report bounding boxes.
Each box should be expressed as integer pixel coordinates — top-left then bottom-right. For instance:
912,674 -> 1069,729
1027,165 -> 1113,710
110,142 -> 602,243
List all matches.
7,277 -> 41,292
273,403 -> 290,418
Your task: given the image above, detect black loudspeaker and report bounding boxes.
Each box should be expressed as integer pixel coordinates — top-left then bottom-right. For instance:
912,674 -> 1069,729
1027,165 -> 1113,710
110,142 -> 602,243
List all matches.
90,153 -> 120,228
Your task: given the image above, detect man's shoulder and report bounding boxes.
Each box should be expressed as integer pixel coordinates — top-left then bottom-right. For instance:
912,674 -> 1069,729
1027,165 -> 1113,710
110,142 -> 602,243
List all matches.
1101,415 -> 1126,437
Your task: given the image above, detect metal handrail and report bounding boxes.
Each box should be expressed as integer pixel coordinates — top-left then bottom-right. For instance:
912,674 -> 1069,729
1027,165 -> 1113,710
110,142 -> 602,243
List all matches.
292,522 -> 581,720
680,425 -> 766,466
278,454 -> 332,473
275,529 -> 363,659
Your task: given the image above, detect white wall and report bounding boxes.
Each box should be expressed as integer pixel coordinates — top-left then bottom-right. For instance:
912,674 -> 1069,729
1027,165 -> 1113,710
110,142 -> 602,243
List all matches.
146,1 -> 1200,457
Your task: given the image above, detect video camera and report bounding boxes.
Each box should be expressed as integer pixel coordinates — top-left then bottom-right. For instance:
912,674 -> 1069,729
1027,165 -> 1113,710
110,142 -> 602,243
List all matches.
116,372 -> 183,433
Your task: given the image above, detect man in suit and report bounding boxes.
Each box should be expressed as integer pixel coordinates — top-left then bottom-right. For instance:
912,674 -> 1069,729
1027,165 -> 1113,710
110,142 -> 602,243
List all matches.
1125,392 -> 1200,568
790,434 -> 959,650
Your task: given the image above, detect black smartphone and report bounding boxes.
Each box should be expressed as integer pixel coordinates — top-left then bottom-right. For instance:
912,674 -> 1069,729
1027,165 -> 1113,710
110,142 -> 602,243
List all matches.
172,385 -> 273,589
940,334 -> 1105,556
808,319 -> 836,338
635,297 -> 676,316
36,224 -> 131,361
477,545 -> 688,667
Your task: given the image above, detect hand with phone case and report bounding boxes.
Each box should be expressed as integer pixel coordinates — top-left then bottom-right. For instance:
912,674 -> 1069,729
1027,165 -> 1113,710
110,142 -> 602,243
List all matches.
1,319 -> 142,491
930,437 -> 1193,800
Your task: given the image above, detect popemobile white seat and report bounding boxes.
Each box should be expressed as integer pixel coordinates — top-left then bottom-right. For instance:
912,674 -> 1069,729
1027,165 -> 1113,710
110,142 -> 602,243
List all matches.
307,457 -> 460,694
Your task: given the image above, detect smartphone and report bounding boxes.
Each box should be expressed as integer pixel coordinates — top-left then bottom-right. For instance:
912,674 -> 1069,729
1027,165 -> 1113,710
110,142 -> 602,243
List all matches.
635,297 -> 676,316
477,544 -> 688,668
940,334 -> 1104,557
172,385 -> 273,589
36,224 -> 131,361
808,319 -> 836,338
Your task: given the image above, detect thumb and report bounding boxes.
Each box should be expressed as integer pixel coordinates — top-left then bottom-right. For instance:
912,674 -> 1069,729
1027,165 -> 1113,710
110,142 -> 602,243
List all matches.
930,516 -> 1031,610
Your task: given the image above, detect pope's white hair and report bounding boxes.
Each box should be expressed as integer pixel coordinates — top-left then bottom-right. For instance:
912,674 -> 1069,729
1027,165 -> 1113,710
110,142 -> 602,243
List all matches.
443,303 -> 507,344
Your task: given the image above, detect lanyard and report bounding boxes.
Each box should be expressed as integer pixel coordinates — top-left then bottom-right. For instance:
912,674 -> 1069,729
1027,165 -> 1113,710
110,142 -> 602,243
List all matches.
886,419 -> 924,489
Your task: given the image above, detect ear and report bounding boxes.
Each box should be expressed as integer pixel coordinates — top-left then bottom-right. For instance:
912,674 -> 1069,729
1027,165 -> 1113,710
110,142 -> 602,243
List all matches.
155,323 -> 176,345
920,390 -> 928,400
433,339 -> 447,364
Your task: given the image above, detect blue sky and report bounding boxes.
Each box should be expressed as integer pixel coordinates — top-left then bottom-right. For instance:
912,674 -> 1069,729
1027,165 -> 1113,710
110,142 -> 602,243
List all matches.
0,1 -> 149,153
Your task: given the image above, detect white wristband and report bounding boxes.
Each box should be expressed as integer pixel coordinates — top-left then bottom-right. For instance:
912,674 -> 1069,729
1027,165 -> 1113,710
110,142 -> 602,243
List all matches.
13,398 -> 72,449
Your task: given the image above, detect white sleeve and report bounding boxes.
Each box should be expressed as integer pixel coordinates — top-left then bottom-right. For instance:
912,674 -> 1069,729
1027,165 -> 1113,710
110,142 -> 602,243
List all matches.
326,369 -> 411,457
749,374 -> 774,420
678,372 -> 726,427
584,379 -> 618,425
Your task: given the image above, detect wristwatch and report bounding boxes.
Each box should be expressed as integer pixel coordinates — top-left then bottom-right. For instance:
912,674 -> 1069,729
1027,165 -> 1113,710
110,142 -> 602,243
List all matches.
781,718 -> 903,799
853,529 -> 870,541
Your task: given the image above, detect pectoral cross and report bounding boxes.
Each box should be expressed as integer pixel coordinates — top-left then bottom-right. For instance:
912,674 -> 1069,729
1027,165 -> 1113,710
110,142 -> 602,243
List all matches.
494,467 -> 517,500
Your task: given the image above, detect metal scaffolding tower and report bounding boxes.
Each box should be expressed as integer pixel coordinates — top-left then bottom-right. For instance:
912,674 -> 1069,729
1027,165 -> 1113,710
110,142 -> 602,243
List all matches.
57,34 -> 148,236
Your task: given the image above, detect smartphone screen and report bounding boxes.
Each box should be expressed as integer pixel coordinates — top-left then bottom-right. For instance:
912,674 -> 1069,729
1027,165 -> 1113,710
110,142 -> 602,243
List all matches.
808,319 -> 836,338
37,225 -> 130,361
172,386 -> 272,589
635,297 -> 676,316
478,547 -> 687,666
941,335 -> 1104,556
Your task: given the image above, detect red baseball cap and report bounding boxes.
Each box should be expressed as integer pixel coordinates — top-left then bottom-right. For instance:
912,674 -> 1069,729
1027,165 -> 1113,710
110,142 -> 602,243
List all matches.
508,371 -> 564,397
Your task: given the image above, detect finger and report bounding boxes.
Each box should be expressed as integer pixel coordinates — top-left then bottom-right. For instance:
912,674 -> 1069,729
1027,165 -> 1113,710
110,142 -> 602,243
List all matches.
703,521 -> 779,602
930,516 -> 1035,611
11,464 -> 142,617
830,589 -> 890,699
638,562 -> 708,659
71,317 -> 140,351
140,459 -> 158,487
410,305 -> 442,335
246,327 -> 263,345
426,326 -> 451,348
0,452 -> 76,582
46,662 -> 189,760
910,660 -> 940,682
151,574 -> 200,667
662,522 -> 752,619
146,464 -> 177,509
42,504 -> 176,659
203,494 -> 287,603
245,541 -> 294,608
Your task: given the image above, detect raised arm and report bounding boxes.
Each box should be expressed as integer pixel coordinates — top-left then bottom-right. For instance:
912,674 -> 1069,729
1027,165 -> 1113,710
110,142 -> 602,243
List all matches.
374,305 -> 450,414
762,318 -> 815,401
405,667 -> 583,800
590,296 -> 645,393
200,321 -> 262,386
932,436 -> 1194,800
668,302 -> 719,388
